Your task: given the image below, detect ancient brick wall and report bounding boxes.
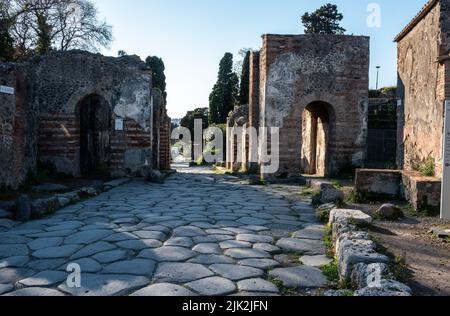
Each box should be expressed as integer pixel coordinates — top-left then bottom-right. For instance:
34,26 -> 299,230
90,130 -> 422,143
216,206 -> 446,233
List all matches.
0,64 -> 37,189
397,0 -> 445,177
259,34 -> 369,176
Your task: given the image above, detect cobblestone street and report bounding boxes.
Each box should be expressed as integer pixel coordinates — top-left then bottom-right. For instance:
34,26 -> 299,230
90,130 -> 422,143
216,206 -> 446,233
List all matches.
0,167 -> 329,296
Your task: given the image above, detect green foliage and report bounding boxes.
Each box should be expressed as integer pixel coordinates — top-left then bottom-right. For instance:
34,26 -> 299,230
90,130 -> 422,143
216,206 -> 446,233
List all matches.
35,14 -> 52,56
330,179 -> 342,189
209,53 -> 240,124
239,50 -> 251,105
301,3 -> 346,35
321,262 -> 339,283
118,50 -> 127,57
145,56 -> 167,100
345,189 -> 367,204
413,157 -> 435,177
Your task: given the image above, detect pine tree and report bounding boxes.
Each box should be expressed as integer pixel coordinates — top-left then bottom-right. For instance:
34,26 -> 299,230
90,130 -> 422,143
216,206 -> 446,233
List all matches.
239,50 -> 251,105
209,53 -> 239,124
0,19 -> 14,61
145,56 -> 167,100
301,3 -> 346,35
35,14 -> 52,55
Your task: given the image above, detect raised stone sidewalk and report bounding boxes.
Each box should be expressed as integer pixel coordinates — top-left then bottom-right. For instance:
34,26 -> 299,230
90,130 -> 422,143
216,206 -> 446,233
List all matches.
0,167 -> 329,296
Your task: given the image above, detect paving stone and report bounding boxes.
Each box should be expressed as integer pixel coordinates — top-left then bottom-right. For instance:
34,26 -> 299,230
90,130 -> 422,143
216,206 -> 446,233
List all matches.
116,239 -> 162,250
164,237 -> 194,248
186,277 -> 236,296
64,258 -> 103,273
173,226 -> 206,237
0,244 -> 29,258
28,237 -> 64,251
276,238 -> 325,255
300,255 -> 333,267
92,250 -> 128,264
188,255 -> 235,265
27,259 -> 66,270
134,230 -> 166,241
0,268 -> 35,284
209,264 -> 264,281
253,243 -> 281,254
0,234 -> 32,244
236,234 -> 274,243
0,256 -> 29,268
242,226 -> 269,232
205,229 -> 234,235
238,259 -> 280,269
30,230 -> 77,238
153,263 -> 214,283
17,271 -> 67,287
219,240 -> 252,249
0,284 -> 14,295
292,225 -> 326,240
238,217 -> 269,226
269,266 -> 327,289
131,283 -> 197,296
64,230 -> 113,245
58,274 -> 149,296
33,245 -> 82,259
70,242 -> 116,259
237,278 -> 279,293
224,248 -> 271,259
102,259 -> 155,276
103,232 -> 139,242
193,235 -> 234,243
139,246 -> 196,262
4,287 -> 65,296
192,243 -> 221,255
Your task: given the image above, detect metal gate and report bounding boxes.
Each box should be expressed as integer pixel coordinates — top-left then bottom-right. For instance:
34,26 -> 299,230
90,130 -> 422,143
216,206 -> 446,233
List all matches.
366,129 -> 397,168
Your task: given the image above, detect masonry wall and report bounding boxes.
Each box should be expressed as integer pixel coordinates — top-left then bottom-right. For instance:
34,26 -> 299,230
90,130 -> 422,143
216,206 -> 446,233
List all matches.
259,34 -> 369,176
397,1 -> 446,177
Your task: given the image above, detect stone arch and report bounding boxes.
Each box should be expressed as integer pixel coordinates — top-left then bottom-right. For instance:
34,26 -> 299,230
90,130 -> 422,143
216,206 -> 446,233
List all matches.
300,101 -> 335,176
75,94 -> 112,175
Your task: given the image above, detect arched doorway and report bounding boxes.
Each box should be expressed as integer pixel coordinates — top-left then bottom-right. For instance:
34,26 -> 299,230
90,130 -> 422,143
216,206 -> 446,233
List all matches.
301,101 -> 333,176
77,95 -> 111,175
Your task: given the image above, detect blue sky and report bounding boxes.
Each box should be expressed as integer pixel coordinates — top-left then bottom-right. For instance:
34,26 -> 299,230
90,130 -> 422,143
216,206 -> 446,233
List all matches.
94,0 -> 428,118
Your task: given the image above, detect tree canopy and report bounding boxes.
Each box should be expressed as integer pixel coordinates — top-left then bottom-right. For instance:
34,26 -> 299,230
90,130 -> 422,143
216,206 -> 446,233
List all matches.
0,0 -> 113,61
209,52 -> 239,124
239,50 -> 251,106
301,3 -> 346,35
145,55 -> 167,100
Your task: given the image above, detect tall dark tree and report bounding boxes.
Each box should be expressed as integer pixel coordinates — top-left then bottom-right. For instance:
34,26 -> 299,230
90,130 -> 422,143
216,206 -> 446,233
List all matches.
35,13 -> 52,55
209,52 -> 239,124
239,50 -> 250,105
0,19 -> 15,61
145,55 -> 167,100
301,3 -> 346,35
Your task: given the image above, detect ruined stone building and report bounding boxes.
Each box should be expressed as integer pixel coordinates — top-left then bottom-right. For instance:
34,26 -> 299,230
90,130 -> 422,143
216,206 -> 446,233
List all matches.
0,51 -> 171,190
227,34 -> 370,177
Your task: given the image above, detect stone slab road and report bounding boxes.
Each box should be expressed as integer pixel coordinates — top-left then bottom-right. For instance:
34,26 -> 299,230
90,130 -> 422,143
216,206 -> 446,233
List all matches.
0,167 -> 328,296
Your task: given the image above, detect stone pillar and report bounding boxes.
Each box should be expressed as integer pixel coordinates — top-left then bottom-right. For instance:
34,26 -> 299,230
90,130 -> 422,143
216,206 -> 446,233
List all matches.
248,51 -> 260,171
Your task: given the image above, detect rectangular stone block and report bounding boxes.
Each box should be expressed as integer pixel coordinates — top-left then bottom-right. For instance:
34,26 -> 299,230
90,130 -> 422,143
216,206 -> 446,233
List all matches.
355,169 -> 402,197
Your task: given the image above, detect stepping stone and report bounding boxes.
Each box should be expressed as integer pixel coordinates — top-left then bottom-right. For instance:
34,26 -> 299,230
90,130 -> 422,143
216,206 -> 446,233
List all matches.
58,274 -> 149,296
64,230 -> 113,245
300,255 -> 333,267
92,250 -> 128,264
192,243 -> 221,255
17,270 -> 67,287
131,283 -> 197,296
28,237 -> 64,251
153,263 -> 214,283
224,248 -> 271,259
139,246 -> 196,262
102,259 -> 156,276
238,259 -> 280,269
66,258 -> 102,273
164,237 -> 194,248
276,238 -> 325,255
292,225 -> 326,240
116,239 -> 162,250
253,243 -> 281,254
237,278 -> 279,293
0,284 -> 14,295
173,226 -> 206,237
33,245 -> 82,259
236,234 -> 274,243
186,277 -> 236,296
0,256 -> 29,268
219,240 -> 252,249
70,242 -> 116,259
134,231 -> 166,241
0,244 -> 29,258
209,264 -> 264,281
269,266 -> 327,289
4,287 -> 64,296
188,255 -> 235,265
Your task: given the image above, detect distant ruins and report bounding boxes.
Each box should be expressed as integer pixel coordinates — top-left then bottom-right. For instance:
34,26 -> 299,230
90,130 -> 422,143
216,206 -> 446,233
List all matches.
227,34 -> 370,177
0,51 -> 171,189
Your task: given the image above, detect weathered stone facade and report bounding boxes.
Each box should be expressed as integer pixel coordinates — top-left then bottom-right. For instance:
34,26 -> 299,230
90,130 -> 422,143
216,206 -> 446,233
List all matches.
0,51 -> 171,189
396,0 -> 450,178
227,34 -> 369,177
